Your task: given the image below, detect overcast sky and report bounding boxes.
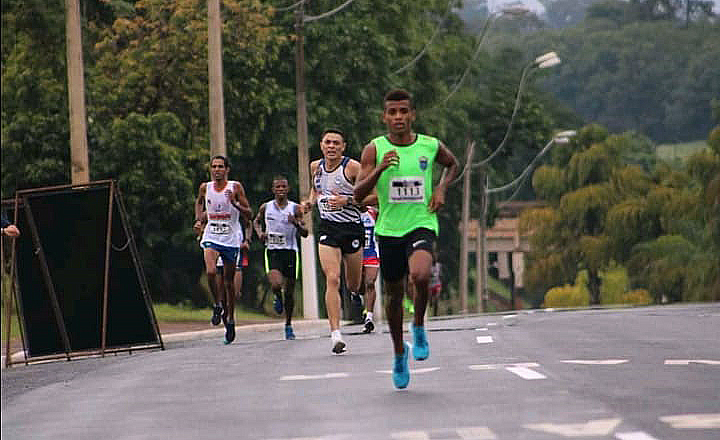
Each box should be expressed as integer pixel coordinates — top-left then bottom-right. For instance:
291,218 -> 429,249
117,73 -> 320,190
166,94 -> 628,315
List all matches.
482,0 -> 719,15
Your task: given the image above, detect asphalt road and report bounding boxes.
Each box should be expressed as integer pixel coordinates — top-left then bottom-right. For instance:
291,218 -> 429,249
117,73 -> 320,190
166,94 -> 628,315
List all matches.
2,303 -> 719,440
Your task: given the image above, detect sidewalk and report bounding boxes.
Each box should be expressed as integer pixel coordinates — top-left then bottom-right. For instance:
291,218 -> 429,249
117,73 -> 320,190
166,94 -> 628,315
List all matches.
2,318 -> 331,368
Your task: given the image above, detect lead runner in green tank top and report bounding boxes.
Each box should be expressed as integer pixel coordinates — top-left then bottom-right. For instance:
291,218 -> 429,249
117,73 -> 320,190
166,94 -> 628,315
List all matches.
354,89 -> 459,389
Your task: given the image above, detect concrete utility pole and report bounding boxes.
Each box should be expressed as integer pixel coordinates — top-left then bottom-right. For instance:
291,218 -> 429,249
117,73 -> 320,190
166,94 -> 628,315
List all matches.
459,141 -> 475,313
208,0 -> 226,157
65,0 -> 89,184
295,3 -> 319,319
476,168 -> 488,313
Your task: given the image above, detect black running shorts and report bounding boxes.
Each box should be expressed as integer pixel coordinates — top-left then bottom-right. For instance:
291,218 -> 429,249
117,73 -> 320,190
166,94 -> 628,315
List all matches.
317,219 -> 364,255
265,249 -> 298,279
377,228 -> 436,283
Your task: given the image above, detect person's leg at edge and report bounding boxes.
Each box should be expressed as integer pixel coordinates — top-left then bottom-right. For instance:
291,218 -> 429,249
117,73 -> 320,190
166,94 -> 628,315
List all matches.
318,244 -> 345,352
284,275 -> 296,339
204,248 -> 224,325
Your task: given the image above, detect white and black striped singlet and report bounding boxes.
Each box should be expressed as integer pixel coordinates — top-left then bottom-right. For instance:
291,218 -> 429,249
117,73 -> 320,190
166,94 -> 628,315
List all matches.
313,157 -> 362,224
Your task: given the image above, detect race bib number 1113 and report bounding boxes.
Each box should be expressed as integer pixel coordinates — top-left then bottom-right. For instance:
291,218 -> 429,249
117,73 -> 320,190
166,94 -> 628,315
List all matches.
389,177 -> 424,203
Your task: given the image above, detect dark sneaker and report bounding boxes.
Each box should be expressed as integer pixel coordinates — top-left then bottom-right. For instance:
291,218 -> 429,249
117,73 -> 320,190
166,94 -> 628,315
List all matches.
285,325 -> 296,340
224,321 -> 236,344
211,304 -> 223,326
350,292 -> 363,309
393,341 -> 411,389
362,318 -> 375,334
273,293 -> 283,314
411,323 -> 429,361
331,336 -> 346,354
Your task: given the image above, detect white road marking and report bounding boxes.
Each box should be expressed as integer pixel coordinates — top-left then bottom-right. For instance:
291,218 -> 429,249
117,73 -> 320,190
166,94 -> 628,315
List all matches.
615,432 -> 660,440
264,435 -> 351,440
562,359 -> 628,365
279,372 -> 349,381
487,322 -> 498,327
390,432 -> 428,440
456,426 -> 497,439
469,362 -> 539,371
506,365 -> 547,380
469,362 -> 546,380
376,367 -> 440,375
525,418 -> 621,437
475,327 -> 488,331
659,413 -> 720,429
664,359 -> 720,365
476,336 -> 494,344
391,427 -> 496,440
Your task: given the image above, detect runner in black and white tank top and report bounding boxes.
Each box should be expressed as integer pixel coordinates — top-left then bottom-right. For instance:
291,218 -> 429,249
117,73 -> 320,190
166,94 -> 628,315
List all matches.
313,157 -> 362,224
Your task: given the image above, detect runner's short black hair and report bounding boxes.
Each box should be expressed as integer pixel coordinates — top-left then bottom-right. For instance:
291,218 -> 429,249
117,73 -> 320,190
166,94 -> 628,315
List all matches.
211,155 -> 230,168
320,128 -> 346,143
384,89 -> 414,109
272,174 -> 288,183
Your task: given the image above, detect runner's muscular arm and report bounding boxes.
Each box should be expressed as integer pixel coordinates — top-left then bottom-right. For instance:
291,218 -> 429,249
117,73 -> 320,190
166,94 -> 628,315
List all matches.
292,204 -> 309,238
231,182 -> 253,222
354,142 -> 397,202
301,160 -> 320,214
428,142 -> 459,213
253,203 -> 267,243
194,182 -> 208,235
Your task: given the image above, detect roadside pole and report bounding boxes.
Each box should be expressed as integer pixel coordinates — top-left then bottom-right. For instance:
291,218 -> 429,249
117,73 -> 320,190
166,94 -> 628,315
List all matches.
295,4 -> 319,319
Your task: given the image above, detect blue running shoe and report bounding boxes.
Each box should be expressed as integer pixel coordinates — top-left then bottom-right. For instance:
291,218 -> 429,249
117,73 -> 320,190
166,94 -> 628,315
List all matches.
273,293 -> 283,314
285,325 -> 295,340
411,323 -> 429,361
211,304 -> 223,326
393,342 -> 410,389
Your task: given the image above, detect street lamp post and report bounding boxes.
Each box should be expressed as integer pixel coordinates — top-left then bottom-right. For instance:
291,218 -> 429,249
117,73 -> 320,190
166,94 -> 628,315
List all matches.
469,51 -> 564,311
482,130 -> 577,309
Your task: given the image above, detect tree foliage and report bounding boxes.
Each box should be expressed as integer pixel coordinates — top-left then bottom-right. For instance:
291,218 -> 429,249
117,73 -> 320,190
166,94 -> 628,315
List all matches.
522,121 -> 720,305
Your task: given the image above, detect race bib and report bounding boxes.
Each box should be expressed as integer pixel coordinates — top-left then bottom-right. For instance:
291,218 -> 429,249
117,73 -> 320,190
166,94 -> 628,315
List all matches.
267,233 -> 286,246
389,177 -> 425,203
318,196 -> 341,212
208,222 -> 231,235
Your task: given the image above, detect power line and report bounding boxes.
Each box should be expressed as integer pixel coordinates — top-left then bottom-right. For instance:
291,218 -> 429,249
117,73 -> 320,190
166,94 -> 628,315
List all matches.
390,0 -> 458,76
274,0 -> 305,12
304,0 -> 356,23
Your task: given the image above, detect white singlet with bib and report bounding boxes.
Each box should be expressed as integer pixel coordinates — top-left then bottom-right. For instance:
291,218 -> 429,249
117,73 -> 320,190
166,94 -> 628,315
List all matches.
264,200 -> 299,252
201,180 -> 241,248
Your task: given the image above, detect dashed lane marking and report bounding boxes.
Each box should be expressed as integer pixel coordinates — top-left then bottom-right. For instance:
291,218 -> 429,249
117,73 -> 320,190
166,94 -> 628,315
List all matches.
279,372 -> 349,381
391,426 -> 496,440
469,362 -> 546,380
524,418 -> 621,437
615,432 -> 660,440
562,359 -> 629,365
376,367 -> 440,375
659,413 -> 720,429
664,359 -> 720,365
506,365 -> 547,380
476,336 -> 494,344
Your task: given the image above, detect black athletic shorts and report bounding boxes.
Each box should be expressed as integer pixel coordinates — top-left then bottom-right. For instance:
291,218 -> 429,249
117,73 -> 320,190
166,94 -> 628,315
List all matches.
377,228 -> 436,283
265,249 -> 298,279
317,219 -> 364,255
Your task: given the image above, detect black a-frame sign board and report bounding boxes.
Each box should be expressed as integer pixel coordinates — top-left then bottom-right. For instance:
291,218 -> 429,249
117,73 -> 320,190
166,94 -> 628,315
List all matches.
2,180 -> 163,366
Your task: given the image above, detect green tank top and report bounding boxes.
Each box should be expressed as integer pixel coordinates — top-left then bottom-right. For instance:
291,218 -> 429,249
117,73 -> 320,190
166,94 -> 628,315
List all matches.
373,134 -> 439,237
